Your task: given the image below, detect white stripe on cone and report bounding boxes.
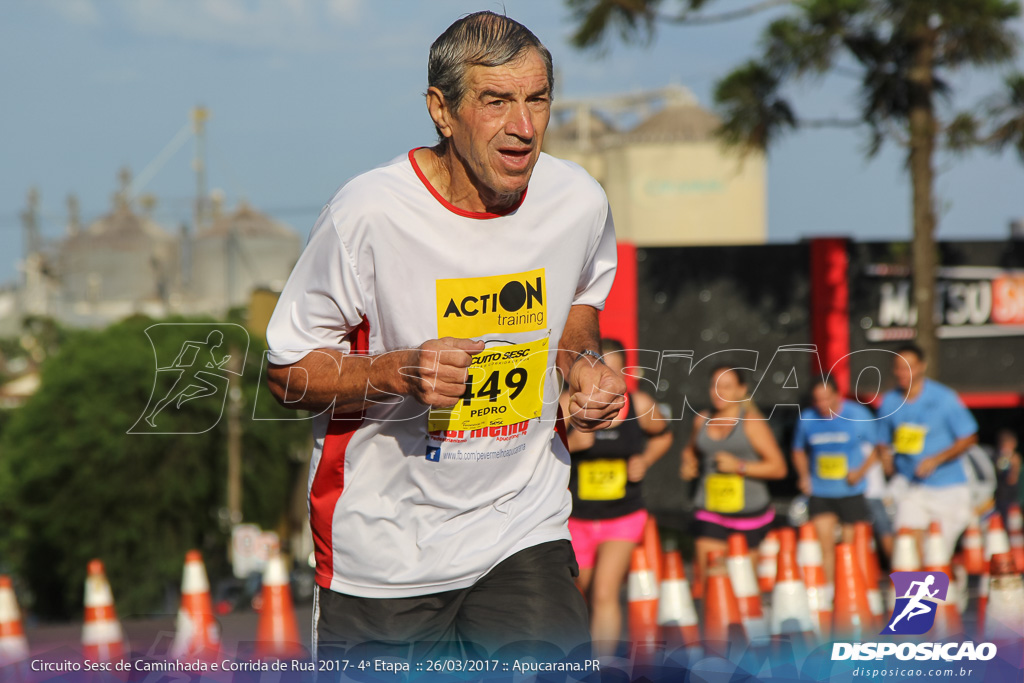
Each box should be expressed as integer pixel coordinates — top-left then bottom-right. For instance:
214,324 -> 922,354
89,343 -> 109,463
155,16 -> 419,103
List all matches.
628,570 -> 658,601
888,532 -> 921,611
985,554 -> 1024,640
727,555 -> 768,641
0,579 -> 28,664
657,578 -> 697,627
769,580 -> 814,636
757,537 -> 779,590
986,526 -> 1011,558
84,575 -> 115,609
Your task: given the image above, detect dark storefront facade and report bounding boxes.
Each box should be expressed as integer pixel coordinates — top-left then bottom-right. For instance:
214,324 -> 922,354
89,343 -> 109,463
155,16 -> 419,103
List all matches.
599,239 -> 1024,519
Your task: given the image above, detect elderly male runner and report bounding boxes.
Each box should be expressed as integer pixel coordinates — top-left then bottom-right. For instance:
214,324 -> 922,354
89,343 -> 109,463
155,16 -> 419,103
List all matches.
265,12 -> 624,660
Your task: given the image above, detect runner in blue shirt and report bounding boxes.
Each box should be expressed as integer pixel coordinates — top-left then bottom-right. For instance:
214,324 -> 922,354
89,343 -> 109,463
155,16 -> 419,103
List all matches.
877,343 -> 978,558
792,375 -> 879,585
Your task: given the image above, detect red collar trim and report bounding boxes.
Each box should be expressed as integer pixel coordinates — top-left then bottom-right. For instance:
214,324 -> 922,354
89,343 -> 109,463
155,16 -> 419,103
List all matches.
408,148 -> 526,219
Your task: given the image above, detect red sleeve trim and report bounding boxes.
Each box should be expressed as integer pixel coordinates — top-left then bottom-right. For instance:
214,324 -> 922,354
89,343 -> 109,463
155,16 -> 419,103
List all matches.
407,148 -> 526,220
310,316 -> 370,589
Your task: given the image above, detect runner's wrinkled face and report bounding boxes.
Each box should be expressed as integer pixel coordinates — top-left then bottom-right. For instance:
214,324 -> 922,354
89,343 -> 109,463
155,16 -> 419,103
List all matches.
709,368 -> 745,412
448,48 -> 550,206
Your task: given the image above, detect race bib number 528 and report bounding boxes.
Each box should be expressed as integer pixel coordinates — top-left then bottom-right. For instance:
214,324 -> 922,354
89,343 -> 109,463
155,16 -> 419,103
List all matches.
428,338 -> 549,432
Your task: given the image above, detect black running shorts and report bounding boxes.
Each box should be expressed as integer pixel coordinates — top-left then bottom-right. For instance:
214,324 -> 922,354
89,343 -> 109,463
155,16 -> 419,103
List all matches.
808,494 -> 871,524
314,540 -> 590,667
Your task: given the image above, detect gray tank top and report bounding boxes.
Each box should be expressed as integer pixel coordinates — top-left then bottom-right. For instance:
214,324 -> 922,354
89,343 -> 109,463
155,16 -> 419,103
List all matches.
693,409 -> 771,515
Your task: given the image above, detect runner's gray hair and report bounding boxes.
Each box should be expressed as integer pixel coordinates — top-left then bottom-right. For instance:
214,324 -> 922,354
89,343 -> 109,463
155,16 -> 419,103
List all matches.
428,11 -> 553,139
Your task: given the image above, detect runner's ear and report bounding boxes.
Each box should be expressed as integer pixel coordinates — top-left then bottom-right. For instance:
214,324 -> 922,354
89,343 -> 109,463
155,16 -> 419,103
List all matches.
426,86 -> 453,139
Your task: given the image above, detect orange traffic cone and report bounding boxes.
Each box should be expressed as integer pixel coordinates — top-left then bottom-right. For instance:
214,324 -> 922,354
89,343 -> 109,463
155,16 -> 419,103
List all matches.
691,554 -> 704,602
82,560 -> 125,663
657,550 -> 700,650
961,519 -> 986,575
627,545 -> 660,658
923,521 -> 963,638
725,534 -> 768,643
703,549 -> 745,653
1007,505 -> 1024,574
0,576 -> 28,666
797,524 -> 832,639
769,531 -> 814,644
171,550 -> 221,661
757,530 -> 779,595
891,527 -> 921,571
833,543 -> 873,640
978,514 -> 1011,635
642,516 -> 663,586
887,528 -> 921,613
853,522 -> 884,630
983,552 -> 1024,641
255,554 -> 302,659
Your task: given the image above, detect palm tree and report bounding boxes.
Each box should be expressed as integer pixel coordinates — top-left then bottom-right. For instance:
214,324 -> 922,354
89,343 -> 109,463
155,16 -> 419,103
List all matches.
568,0 -> 1023,376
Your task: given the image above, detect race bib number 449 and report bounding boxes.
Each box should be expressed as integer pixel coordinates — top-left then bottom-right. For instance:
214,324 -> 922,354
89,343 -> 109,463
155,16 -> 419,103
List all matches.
428,338 -> 549,432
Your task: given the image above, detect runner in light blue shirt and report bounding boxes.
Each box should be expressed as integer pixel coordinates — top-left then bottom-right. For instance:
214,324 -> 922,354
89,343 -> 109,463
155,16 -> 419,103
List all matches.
877,343 -> 978,556
792,375 -> 879,584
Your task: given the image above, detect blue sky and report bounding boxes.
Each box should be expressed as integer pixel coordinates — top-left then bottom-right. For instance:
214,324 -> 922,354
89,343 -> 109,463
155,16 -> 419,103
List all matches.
1,1 -> 1022,286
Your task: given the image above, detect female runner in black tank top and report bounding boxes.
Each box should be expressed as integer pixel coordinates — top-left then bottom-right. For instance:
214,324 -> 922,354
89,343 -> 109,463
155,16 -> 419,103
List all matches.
561,339 -> 673,658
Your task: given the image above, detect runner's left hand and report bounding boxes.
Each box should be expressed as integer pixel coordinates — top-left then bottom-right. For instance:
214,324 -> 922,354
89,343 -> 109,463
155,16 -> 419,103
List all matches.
627,455 -> 648,482
714,451 -> 741,474
567,358 -> 625,432
914,455 -> 940,479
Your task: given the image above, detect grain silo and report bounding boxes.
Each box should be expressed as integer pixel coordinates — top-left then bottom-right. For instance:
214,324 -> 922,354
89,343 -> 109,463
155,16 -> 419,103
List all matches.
190,202 -> 300,313
58,190 -> 178,325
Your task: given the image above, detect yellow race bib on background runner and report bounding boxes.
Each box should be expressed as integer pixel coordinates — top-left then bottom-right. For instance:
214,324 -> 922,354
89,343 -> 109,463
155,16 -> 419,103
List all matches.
705,473 -> 745,513
893,424 -> 928,455
578,460 -> 628,500
816,453 -> 849,480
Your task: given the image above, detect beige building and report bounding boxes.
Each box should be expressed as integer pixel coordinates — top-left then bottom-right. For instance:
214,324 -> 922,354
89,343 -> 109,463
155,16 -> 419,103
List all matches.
544,85 -> 765,246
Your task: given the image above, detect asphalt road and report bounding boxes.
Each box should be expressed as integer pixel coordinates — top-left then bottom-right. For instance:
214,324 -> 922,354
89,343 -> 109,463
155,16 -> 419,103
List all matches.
22,606 -> 316,661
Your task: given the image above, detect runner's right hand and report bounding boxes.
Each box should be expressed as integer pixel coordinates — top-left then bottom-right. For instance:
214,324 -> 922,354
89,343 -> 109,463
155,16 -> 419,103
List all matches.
680,453 -> 699,480
403,337 -> 485,408
798,474 -> 812,496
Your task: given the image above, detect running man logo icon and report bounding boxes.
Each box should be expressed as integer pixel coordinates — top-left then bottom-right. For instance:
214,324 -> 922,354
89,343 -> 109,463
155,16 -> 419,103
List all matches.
882,571 -> 950,635
129,323 -> 249,434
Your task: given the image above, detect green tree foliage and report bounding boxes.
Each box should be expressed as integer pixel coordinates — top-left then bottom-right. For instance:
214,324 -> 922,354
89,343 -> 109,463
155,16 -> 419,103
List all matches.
0,316 -> 309,620
567,0 -> 1024,374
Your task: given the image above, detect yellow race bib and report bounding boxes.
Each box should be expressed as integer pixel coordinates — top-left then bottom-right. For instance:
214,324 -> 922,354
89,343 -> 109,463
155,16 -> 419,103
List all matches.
706,473 -> 745,513
816,453 -> 849,480
436,269 -> 546,338
893,424 -> 928,455
427,338 -> 548,432
577,460 -> 628,501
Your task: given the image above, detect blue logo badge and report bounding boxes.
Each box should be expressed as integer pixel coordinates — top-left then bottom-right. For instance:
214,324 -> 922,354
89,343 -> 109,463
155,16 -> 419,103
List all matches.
882,571 -> 949,635
425,446 -> 441,463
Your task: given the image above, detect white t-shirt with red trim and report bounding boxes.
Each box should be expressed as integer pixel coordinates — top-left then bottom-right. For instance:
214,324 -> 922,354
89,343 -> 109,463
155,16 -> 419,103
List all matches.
266,149 -> 617,598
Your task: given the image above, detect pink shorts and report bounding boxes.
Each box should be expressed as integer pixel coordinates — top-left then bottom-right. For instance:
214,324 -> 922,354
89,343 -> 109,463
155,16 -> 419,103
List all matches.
568,509 -> 649,570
